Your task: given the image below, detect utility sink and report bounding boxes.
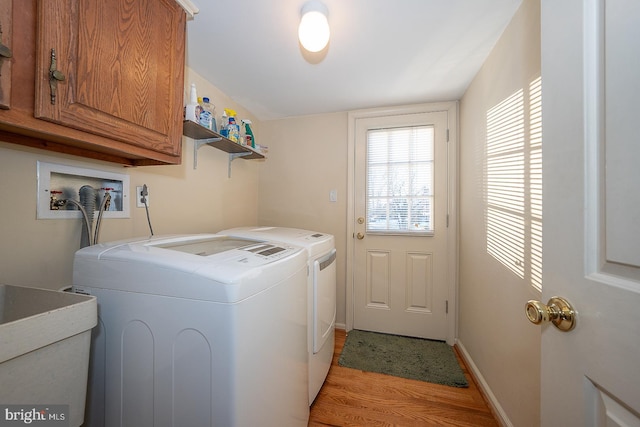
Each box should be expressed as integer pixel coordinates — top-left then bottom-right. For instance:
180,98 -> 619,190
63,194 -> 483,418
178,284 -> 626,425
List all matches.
0,284 -> 97,427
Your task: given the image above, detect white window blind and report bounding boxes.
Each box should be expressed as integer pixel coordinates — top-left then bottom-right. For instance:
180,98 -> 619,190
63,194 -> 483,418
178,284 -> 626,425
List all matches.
366,125 -> 434,233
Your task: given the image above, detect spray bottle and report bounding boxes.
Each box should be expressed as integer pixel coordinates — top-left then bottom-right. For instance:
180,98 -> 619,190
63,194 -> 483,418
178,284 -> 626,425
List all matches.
241,119 -> 255,148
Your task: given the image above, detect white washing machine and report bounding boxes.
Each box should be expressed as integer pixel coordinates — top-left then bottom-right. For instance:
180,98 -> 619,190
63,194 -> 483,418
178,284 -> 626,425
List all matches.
72,234 -> 309,427
218,227 -> 336,404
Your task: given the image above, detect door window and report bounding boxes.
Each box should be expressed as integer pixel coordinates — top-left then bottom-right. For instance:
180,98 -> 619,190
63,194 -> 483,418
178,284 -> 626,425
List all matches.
366,125 -> 435,234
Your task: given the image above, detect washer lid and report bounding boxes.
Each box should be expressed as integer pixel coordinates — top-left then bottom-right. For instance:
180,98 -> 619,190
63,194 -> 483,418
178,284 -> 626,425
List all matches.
73,234 -> 307,302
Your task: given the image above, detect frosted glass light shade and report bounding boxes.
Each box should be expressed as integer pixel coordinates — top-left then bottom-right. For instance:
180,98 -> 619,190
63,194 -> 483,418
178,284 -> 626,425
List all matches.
298,1 -> 330,52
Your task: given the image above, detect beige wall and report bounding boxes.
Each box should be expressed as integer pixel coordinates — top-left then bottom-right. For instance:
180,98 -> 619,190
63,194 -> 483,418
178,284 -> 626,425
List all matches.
1,6 -> 544,420
458,0 -> 541,426
258,113 -> 348,326
0,68 -> 260,289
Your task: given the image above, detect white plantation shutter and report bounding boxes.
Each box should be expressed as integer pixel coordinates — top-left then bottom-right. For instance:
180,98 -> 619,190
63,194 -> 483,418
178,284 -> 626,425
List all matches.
366,125 -> 434,234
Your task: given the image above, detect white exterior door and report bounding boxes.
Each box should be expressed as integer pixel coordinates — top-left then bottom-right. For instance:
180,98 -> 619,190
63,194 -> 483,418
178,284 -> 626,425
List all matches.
350,106 -> 452,341
541,0 -> 640,425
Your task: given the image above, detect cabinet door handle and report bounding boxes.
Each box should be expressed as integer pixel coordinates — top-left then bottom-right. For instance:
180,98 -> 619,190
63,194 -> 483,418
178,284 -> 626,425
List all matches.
48,48 -> 66,105
0,23 -> 12,60
0,44 -> 11,59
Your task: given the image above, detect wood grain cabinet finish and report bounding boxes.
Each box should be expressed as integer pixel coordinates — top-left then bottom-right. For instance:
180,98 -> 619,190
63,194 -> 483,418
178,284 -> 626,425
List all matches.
0,0 -> 186,166
0,0 -> 12,110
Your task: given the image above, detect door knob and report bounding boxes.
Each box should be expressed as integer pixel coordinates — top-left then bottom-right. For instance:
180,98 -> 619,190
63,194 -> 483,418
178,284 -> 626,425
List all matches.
356,232 -> 364,240
525,296 -> 576,332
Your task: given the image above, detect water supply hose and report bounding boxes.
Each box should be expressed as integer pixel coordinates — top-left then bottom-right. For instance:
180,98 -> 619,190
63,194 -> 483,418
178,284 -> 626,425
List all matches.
79,185 -> 96,248
93,190 -> 112,245
62,198 -> 93,247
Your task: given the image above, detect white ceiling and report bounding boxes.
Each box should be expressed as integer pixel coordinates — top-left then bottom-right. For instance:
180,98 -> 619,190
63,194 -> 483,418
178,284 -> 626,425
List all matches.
186,0 -> 523,121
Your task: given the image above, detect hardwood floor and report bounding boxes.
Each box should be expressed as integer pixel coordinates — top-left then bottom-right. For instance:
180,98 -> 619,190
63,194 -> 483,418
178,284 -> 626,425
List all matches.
308,329 -> 499,427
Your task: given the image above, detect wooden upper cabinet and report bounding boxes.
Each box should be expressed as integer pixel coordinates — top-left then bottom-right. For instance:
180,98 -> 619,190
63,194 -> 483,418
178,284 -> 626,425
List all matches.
0,0 -> 186,166
0,0 -> 12,109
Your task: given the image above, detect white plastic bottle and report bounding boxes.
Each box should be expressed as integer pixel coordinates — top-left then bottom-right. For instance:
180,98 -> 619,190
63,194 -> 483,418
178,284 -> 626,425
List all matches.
185,84 -> 201,122
220,110 -> 229,137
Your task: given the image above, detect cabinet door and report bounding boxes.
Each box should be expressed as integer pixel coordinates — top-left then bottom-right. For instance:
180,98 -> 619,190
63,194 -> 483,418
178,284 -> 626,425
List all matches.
0,0 -> 12,109
35,0 -> 185,157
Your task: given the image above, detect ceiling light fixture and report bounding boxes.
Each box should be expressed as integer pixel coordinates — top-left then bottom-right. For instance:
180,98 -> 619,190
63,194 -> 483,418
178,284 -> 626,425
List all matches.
298,1 -> 330,53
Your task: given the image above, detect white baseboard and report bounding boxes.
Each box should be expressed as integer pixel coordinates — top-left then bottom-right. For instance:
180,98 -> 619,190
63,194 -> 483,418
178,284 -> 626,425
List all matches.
455,339 -> 513,427
334,322 -> 346,331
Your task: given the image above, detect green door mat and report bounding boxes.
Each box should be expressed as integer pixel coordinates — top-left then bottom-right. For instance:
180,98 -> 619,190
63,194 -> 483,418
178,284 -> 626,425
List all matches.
338,329 -> 469,388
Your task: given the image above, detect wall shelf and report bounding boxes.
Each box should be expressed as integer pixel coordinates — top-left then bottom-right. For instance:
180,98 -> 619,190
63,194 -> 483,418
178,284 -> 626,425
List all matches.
182,120 -> 264,176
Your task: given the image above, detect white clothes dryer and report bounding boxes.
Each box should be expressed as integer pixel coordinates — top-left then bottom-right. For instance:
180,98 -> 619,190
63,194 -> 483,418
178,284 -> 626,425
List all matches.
72,234 -> 309,427
218,227 -> 336,404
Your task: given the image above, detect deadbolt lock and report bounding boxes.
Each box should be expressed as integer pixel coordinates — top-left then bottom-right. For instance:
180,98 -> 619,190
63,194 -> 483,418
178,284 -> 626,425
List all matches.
525,296 -> 576,332
357,217 -> 365,224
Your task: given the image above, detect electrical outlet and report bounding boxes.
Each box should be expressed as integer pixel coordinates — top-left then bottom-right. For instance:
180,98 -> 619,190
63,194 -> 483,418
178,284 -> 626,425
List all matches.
136,185 -> 150,208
